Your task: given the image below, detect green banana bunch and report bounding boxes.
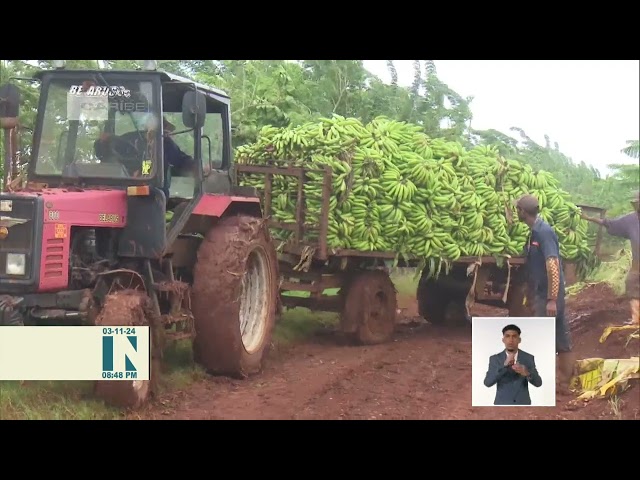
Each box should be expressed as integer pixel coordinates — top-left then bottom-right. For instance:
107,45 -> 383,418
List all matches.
235,114 -> 599,279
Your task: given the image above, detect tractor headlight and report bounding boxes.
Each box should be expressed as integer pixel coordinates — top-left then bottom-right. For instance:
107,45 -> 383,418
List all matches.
6,253 -> 26,276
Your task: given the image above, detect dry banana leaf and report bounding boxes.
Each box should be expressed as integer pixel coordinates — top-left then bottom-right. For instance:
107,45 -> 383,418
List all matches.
569,357 -> 640,400
599,325 -> 638,343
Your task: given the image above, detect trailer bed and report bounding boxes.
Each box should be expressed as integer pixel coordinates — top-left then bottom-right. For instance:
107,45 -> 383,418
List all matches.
235,160 -> 600,344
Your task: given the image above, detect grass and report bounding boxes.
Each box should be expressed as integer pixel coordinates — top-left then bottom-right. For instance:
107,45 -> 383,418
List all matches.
0,381 -> 119,420
390,268 -> 420,299
608,395 -> 623,420
0,269 -> 420,420
273,309 -> 338,346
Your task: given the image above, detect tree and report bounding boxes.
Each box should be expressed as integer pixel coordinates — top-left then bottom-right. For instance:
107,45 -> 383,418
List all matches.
621,140 -> 639,159
0,57 -> 633,229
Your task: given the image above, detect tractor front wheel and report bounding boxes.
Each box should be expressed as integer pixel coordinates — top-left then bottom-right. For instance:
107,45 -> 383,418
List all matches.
93,290 -> 154,409
191,214 -> 279,378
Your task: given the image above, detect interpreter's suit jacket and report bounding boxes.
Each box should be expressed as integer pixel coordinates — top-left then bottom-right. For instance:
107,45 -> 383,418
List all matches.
483,349 -> 542,405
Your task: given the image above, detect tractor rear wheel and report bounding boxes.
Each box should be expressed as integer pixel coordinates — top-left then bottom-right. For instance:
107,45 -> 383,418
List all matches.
93,290 -> 154,409
191,214 -> 278,378
341,270 -> 397,345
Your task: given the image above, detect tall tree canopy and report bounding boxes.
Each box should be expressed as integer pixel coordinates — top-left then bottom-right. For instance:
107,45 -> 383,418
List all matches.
1,59 -> 637,224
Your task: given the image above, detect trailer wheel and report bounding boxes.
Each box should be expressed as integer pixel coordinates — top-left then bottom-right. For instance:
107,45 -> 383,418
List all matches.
341,270 -> 397,345
417,274 -> 469,326
417,276 -> 449,325
506,280 -> 529,317
94,290 -> 154,409
191,214 -> 278,378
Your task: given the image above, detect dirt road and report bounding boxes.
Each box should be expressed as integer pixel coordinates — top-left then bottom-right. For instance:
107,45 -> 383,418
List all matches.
133,284 -> 639,420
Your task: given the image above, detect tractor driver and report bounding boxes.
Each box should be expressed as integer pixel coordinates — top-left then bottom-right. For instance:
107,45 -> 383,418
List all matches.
94,114 -> 195,200
159,116 -> 197,199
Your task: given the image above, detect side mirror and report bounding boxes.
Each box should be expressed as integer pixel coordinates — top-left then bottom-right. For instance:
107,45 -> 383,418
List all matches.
0,83 -> 20,130
182,90 -> 206,130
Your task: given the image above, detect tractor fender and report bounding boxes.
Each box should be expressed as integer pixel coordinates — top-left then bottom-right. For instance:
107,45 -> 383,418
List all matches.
165,194 -> 265,263
191,193 -> 262,219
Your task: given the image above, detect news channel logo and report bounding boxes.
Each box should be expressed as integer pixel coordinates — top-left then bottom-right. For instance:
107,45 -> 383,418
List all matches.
0,326 -> 150,381
101,326 -> 150,380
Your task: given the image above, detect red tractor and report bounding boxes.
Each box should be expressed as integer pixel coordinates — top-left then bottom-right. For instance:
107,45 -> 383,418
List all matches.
0,61 -> 280,409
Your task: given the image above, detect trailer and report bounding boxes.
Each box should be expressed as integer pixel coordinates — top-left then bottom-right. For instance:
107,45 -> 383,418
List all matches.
236,161 -> 606,344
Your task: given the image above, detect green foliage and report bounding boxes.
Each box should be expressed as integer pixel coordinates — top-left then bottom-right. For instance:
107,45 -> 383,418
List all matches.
567,248 -> 633,297
0,59 -> 635,227
621,140 -> 639,160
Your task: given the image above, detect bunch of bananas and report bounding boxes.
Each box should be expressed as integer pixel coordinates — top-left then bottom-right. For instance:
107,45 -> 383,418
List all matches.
235,114 -> 598,275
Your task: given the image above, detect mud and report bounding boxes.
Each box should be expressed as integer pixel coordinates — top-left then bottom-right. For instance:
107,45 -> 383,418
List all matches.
94,289 -> 152,328
566,283 -> 638,360
342,270 -> 397,344
133,283 -> 639,421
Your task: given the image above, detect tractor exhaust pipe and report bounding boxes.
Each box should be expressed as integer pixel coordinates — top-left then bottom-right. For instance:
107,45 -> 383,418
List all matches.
0,83 -> 20,192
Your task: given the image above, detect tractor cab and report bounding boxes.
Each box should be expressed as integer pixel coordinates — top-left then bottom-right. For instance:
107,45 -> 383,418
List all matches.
16,64 -> 234,212
159,71 -> 235,210
1,62 -> 247,258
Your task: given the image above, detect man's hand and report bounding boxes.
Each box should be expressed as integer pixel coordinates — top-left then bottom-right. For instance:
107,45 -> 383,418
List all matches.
512,364 -> 530,377
504,352 -> 516,366
581,213 -> 604,226
546,299 -> 557,317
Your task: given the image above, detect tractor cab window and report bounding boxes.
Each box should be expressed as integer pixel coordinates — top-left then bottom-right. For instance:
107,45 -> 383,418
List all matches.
163,107 -> 225,201
34,77 -> 161,181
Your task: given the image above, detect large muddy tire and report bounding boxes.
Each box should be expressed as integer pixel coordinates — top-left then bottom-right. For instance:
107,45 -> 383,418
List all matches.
191,214 -> 278,378
417,274 -> 468,326
417,275 -> 449,325
341,270 -> 397,345
94,290 -> 154,409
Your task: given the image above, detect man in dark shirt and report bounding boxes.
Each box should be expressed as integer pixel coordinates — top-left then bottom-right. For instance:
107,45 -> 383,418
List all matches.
160,117 -> 196,200
582,191 -> 640,325
94,116 -> 195,200
515,194 -> 574,391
